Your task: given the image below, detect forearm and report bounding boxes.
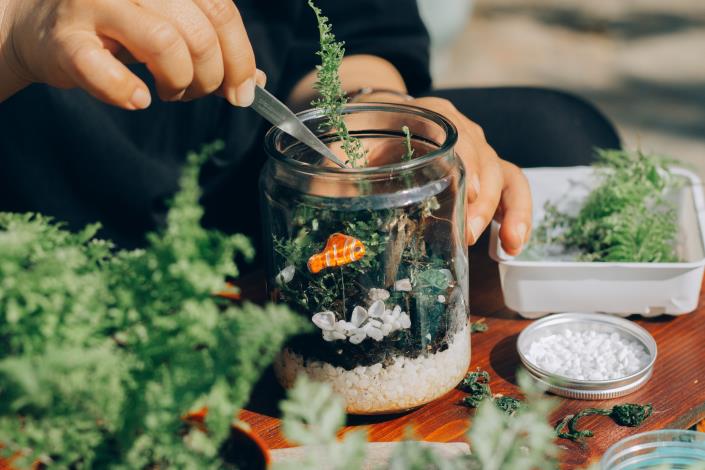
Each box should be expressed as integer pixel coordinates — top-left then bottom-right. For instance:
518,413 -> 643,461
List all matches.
286,54 -> 407,111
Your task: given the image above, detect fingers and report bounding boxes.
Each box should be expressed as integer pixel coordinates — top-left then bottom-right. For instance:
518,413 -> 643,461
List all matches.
466,143 -> 504,245
456,137 -> 481,204
56,31 -> 151,109
408,97 -> 531,253
496,161 -> 533,256
192,0 -> 256,106
97,0 -> 193,101
143,0 -> 225,101
255,68 -> 267,87
413,97 -> 481,203
12,0 -> 258,108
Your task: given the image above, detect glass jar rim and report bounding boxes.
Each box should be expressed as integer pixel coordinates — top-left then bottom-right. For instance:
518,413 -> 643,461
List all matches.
263,102 -> 459,176
601,429 -> 705,469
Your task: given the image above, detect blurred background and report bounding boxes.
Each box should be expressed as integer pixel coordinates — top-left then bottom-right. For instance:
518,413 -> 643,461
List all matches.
418,0 -> 705,177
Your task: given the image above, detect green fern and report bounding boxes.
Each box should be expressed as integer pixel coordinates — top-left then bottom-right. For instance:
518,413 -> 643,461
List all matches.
535,149 -> 679,262
307,0 -> 367,167
273,375 -> 367,470
0,143 -> 309,468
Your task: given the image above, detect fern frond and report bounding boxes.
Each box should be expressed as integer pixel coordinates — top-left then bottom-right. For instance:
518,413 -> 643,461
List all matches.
534,149 -> 679,262
307,0 -> 367,167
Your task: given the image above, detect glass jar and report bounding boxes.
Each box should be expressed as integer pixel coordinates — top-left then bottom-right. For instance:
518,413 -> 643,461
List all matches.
260,103 -> 469,414
601,430 -> 705,469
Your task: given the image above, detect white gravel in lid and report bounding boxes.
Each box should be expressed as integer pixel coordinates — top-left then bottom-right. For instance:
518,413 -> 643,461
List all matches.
525,328 -> 650,381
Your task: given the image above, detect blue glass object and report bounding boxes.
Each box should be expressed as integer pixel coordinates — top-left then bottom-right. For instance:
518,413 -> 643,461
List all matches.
602,430 -> 705,469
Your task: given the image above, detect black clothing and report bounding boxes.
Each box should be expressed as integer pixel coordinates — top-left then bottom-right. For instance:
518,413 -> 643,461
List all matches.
431,87 -> 620,168
0,0 -> 431,248
0,1 -> 620,254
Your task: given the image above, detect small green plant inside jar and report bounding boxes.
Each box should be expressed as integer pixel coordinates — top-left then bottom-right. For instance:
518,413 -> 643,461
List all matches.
261,1 -> 469,414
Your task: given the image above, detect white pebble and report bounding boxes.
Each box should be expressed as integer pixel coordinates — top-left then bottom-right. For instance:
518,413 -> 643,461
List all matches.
525,328 -> 649,381
275,265 -> 296,285
312,311 -> 336,330
274,325 -> 470,414
368,288 -> 390,302
394,278 -> 412,292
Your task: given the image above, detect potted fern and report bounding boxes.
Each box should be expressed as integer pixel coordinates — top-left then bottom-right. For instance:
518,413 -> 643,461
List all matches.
0,143 -> 308,469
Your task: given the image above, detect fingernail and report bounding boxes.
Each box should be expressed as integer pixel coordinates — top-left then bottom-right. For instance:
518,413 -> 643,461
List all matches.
235,77 -> 255,107
469,216 -> 485,243
516,222 -> 528,246
255,68 -> 267,87
130,88 -> 151,109
226,87 -> 238,106
172,90 -> 185,102
470,174 -> 481,198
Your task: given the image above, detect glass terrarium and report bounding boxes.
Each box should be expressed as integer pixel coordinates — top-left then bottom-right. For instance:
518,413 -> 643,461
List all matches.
260,103 -> 470,414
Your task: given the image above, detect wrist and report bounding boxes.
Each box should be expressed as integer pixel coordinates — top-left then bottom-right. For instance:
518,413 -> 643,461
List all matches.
347,87 -> 414,104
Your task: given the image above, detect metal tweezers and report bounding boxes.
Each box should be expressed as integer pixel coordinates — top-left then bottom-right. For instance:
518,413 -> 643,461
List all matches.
251,85 -> 346,168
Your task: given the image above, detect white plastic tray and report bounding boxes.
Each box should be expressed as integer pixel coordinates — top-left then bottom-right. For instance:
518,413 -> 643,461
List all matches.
489,166 -> 705,318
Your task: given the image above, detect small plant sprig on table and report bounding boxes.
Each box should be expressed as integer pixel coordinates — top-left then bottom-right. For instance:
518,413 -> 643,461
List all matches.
534,149 -> 679,262
460,370 -> 493,408
459,370 -> 653,444
307,0 -> 367,168
471,318 -> 489,333
555,403 -> 653,441
459,370 -> 523,414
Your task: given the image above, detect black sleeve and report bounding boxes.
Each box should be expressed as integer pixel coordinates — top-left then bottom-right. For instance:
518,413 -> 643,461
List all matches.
279,0 -> 432,99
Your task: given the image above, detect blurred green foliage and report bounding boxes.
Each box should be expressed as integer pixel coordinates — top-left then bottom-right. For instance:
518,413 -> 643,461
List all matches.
276,371 -> 559,470
0,142 -> 308,468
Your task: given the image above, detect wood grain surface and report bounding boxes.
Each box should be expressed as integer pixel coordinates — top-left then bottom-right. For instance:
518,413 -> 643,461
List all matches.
239,244 -> 705,469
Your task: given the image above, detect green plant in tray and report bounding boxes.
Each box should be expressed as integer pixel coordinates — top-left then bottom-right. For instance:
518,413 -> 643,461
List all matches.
532,148 -> 680,262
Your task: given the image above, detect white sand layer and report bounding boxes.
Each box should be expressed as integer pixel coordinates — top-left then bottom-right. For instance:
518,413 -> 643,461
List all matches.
274,325 -> 471,414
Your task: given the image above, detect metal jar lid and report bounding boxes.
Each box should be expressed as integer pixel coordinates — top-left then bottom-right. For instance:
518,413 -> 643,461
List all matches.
517,312 -> 657,400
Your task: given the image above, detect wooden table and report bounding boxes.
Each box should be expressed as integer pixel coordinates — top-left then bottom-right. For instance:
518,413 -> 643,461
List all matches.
240,244 -> 705,469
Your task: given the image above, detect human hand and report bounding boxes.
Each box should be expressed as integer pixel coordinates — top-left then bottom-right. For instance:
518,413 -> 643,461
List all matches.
324,93 -> 532,255
0,0 -> 265,109
408,97 -> 532,255
353,94 -> 532,255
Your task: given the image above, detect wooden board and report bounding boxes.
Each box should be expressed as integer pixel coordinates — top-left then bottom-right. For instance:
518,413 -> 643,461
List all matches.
240,245 -> 705,469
